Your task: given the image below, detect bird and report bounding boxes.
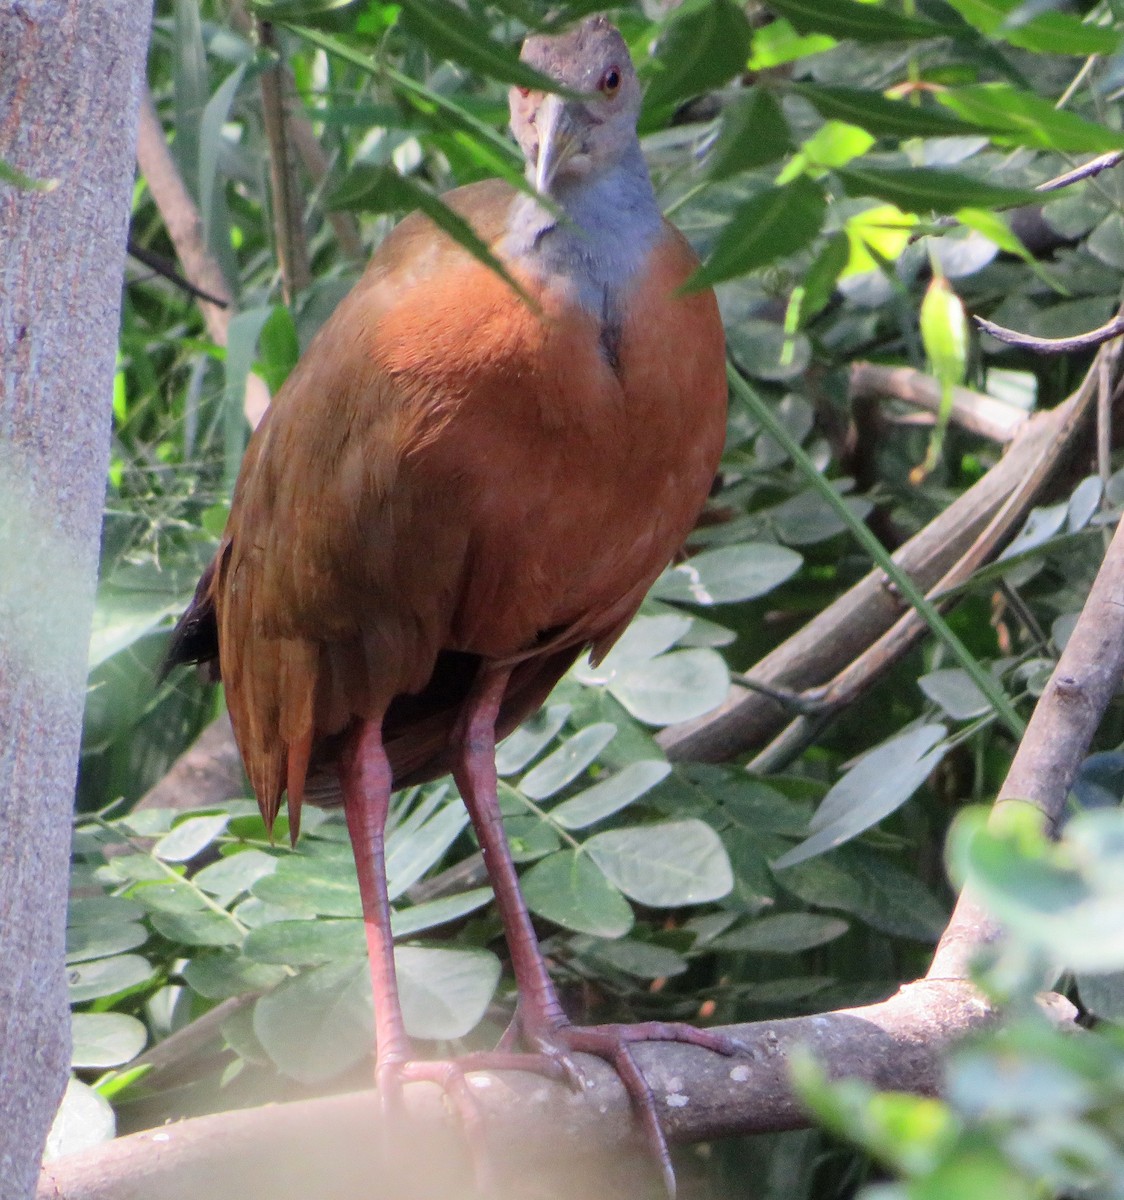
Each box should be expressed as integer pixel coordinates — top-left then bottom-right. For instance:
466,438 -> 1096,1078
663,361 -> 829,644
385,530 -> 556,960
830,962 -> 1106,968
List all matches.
165,14 -> 730,1194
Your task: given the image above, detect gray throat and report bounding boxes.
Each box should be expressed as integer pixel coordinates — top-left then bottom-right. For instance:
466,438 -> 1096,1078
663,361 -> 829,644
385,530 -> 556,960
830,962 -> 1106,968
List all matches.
501,141 -> 664,350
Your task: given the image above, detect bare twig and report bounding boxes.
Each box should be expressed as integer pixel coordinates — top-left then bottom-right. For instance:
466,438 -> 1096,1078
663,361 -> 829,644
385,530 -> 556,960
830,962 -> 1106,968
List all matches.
228,0 -> 364,265
1034,148 -> 1124,195
849,362 -> 1028,444
976,311 -> 1124,355
126,238 -> 229,307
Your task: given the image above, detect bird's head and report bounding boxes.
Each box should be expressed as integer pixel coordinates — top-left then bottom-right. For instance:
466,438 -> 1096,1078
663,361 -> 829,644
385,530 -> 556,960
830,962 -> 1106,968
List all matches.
510,16 -> 642,197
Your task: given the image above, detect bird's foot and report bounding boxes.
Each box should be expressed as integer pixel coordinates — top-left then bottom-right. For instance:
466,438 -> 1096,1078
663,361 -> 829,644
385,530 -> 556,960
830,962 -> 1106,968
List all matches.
374,1049 -> 577,1195
504,1017 -> 744,1199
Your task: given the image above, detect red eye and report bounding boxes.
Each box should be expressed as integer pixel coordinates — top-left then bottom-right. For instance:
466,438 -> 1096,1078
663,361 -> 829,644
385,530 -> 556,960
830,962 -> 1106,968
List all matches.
599,66 -> 622,95
516,86 -> 531,98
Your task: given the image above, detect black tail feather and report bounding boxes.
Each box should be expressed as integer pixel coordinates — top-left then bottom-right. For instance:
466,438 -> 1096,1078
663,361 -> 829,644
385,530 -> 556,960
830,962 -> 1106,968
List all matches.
159,555 -> 221,682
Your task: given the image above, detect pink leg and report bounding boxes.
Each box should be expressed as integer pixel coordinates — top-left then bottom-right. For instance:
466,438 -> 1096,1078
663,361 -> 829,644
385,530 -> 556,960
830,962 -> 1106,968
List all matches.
340,717 -> 562,1188
451,668 -> 743,1199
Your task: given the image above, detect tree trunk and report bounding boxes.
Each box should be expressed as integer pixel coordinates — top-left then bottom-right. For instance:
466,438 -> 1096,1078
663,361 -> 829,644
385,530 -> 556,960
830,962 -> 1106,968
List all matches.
0,4 -> 152,1196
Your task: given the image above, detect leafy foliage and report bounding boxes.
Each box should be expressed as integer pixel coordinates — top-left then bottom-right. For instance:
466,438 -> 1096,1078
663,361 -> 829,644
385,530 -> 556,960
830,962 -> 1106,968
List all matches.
61,0 -> 1124,1194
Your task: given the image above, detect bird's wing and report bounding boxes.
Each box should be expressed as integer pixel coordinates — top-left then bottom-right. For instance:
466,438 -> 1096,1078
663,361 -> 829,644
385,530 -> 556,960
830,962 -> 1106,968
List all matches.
206,179 -> 524,826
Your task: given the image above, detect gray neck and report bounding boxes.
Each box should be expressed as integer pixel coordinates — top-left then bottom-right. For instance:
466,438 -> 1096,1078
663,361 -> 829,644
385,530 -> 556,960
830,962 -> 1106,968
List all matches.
502,141 -> 663,317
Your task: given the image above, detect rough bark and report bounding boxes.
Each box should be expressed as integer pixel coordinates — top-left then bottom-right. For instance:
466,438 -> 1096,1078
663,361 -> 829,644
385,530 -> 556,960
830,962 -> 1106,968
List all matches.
0,3 -> 151,1196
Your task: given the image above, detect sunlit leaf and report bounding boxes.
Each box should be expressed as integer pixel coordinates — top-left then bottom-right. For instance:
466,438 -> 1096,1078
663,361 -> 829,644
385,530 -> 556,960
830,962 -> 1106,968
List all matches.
522,851 -> 634,937
586,819 -> 733,906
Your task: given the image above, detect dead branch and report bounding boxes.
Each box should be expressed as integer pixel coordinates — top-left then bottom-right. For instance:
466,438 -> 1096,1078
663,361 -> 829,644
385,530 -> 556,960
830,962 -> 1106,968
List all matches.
135,89 -> 271,429
977,311 -> 1124,355
659,367 -> 1100,764
849,362 -> 1028,443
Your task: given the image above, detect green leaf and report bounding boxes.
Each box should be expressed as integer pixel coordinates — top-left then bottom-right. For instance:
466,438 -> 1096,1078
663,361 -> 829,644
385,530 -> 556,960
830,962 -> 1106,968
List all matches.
580,937 -> 688,979
714,912 -> 849,953
519,722 -> 617,799
798,232 -> 850,324
153,814 -> 230,863
385,800 -> 470,899
397,0 -> 561,91
773,725 -> 948,869
253,959 -> 373,1083
608,649 -> 729,727
688,177 -> 827,288
243,917 -> 366,966
643,0 -> 753,122
193,849 -> 279,902
198,62 -> 249,250
1001,12 -> 1121,56
68,896 -> 144,925
1076,970 -> 1124,1022
708,88 -> 792,180
396,946 -> 502,1040
44,1079 -> 115,1162
129,879 -> 207,914
552,760 -> 671,830
183,952 -> 288,1000
252,853 -> 362,917
71,1013 -> 148,1069
68,954 -> 157,1003
653,544 -> 803,606
87,586 -> 185,669
149,909 -> 242,947
389,888 -> 494,938
943,0 -> 1122,54
765,0 -> 945,42
835,165 -> 1035,214
919,668 -> 991,721
522,851 -> 634,937
586,819 -> 734,907
496,703 -> 572,775
793,83 -> 984,139
66,922 -> 148,965
778,846 -> 948,942
936,85 -> 1124,154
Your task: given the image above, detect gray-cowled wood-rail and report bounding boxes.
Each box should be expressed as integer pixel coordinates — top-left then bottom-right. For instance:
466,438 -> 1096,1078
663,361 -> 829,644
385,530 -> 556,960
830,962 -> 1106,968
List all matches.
165,14 -> 732,1194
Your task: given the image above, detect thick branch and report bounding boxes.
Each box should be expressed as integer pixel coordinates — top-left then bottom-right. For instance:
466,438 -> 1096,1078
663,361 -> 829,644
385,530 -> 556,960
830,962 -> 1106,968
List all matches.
41,979 -> 1063,1200
930,503 -> 1124,978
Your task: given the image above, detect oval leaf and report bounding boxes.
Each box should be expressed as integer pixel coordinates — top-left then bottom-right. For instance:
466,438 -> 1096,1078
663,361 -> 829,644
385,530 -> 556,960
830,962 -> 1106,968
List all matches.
653,544 -> 803,606
609,648 -> 729,727
519,722 -> 617,800
71,1013 -> 148,1069
552,760 -> 672,830
586,819 -> 733,907
521,851 -> 634,938
44,1079 -> 115,1162
396,946 -> 501,1040
774,725 -> 948,869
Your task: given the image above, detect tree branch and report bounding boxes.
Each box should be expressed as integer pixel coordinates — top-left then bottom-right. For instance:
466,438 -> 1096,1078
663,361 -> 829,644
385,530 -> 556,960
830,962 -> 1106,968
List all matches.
849,362 -> 1028,443
42,979 -> 1078,1200
930,504 -> 1124,979
134,88 -> 271,429
659,362 -> 1102,764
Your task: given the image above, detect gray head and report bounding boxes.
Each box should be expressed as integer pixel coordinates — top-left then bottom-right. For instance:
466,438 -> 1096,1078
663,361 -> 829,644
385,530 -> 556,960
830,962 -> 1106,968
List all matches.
509,17 -> 643,196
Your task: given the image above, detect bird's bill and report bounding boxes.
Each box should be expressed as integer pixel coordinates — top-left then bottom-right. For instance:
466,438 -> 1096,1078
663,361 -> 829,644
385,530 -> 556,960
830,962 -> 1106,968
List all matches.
533,92 -> 581,194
